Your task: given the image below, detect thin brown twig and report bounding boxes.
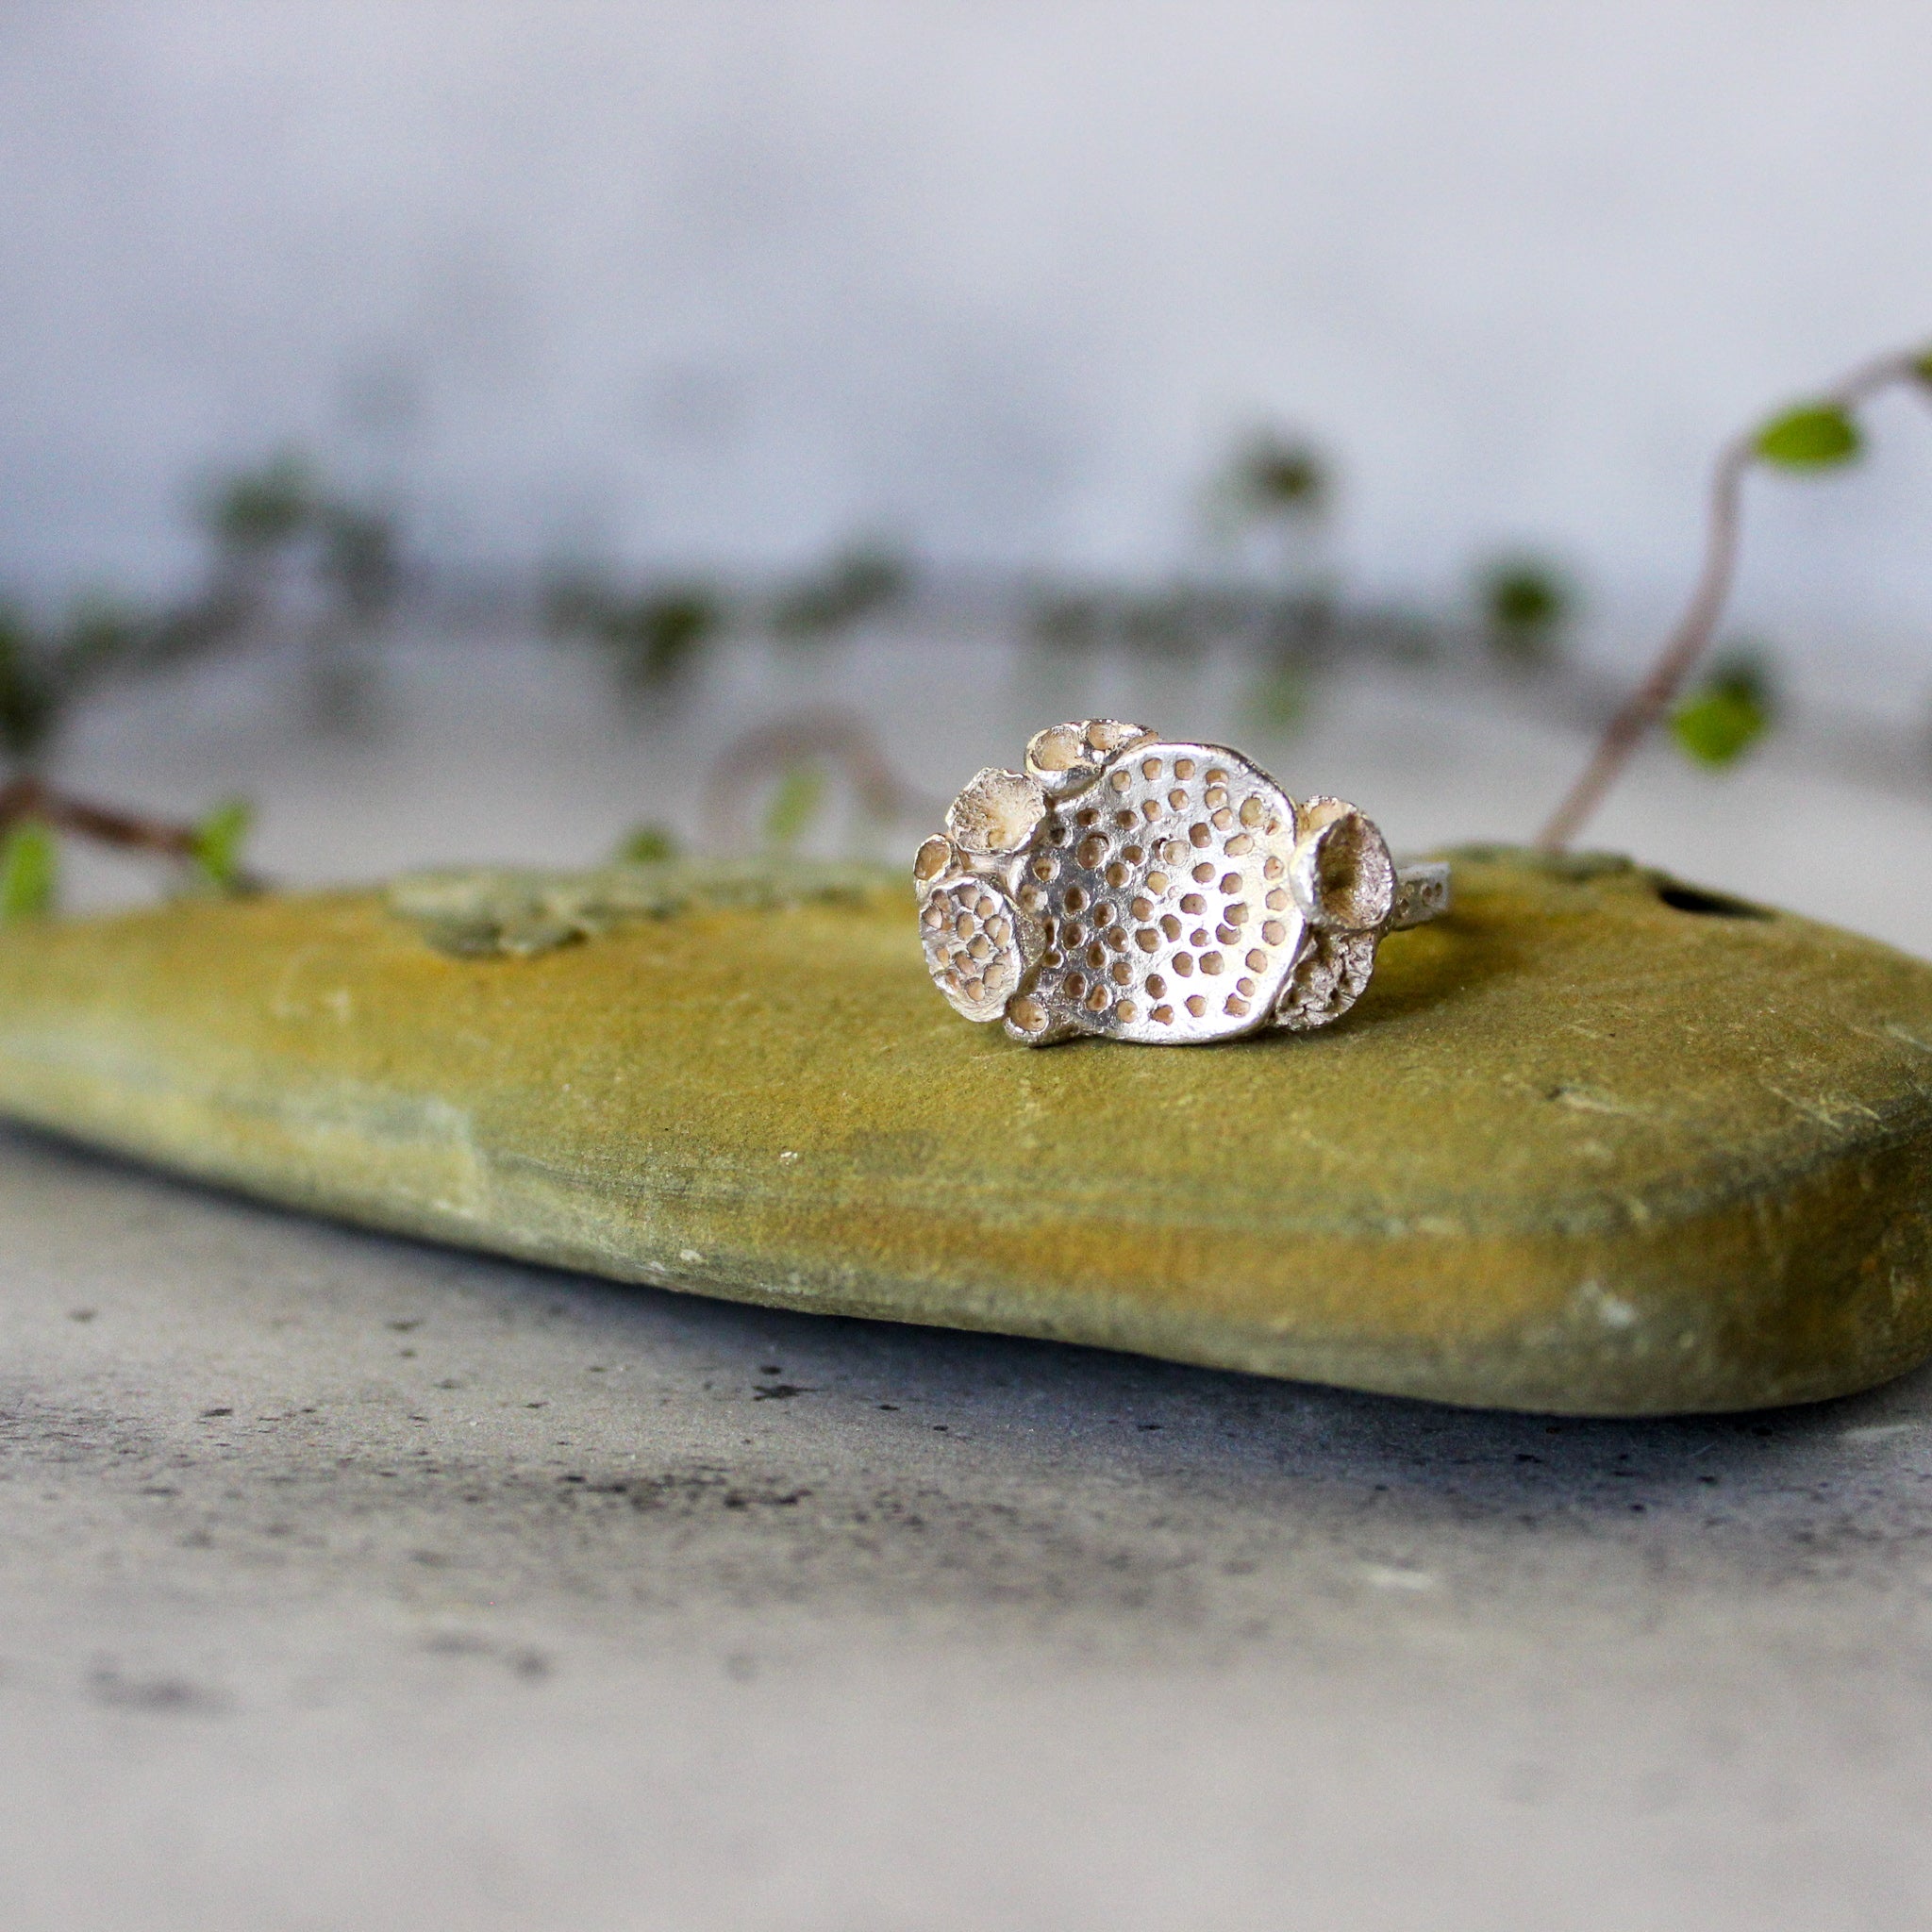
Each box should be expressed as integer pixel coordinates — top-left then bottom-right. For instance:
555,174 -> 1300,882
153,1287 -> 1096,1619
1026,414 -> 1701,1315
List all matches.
1538,345 -> 1926,852
0,775 -> 266,891
701,708 -> 941,851
0,775 -> 200,858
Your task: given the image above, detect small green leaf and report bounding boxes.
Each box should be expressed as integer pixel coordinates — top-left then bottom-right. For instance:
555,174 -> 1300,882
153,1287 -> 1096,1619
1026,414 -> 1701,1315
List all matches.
1755,405 -> 1861,470
0,819 -> 58,921
1671,685 -> 1770,767
207,453 -> 318,549
191,797 -> 255,893
603,590 -> 719,688
762,762 -> 826,853
1913,344 -> 1932,390
615,824 -> 679,865
1226,434 -> 1328,518
1479,558 -> 1572,667
0,609 -> 60,761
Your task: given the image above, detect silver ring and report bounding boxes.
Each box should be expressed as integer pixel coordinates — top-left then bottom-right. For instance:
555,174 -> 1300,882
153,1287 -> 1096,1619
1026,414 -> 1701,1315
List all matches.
915,720 -> 1449,1047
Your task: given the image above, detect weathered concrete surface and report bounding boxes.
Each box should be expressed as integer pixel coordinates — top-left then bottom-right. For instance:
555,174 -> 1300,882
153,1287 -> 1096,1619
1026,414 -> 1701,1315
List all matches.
6,1120 -> 1932,1931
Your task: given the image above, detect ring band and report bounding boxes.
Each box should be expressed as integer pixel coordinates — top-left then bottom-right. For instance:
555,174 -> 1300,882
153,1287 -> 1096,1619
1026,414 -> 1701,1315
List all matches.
915,720 -> 1449,1047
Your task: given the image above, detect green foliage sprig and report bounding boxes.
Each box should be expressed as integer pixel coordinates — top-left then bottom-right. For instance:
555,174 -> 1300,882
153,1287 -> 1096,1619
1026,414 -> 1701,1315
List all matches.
0,776 -> 260,922
547,577 -> 723,696
1539,342 -> 1932,849
770,543 -> 911,641
0,451 -> 401,773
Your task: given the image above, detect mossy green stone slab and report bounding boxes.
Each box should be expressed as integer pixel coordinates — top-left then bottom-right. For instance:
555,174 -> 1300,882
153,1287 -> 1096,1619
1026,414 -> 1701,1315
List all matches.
3,847 -> 1932,1415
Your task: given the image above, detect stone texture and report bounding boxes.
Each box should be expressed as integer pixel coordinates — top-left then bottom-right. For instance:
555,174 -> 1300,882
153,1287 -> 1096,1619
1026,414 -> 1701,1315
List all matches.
3,846 -> 1932,1414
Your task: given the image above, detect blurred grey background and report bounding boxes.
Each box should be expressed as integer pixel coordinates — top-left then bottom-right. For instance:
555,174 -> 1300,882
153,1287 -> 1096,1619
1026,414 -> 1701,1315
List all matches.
4,0 -> 1932,686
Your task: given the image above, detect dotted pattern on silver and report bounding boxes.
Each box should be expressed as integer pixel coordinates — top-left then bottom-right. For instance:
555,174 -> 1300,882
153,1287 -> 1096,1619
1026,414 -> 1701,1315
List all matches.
914,720 -> 1449,1048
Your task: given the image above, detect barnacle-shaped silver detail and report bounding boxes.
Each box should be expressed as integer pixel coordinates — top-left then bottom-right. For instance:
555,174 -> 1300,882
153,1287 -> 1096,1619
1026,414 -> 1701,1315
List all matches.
915,723 -> 1449,1047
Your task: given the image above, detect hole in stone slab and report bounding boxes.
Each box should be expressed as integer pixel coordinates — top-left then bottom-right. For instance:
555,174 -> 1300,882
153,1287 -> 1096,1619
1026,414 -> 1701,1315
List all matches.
1656,882 -> 1773,919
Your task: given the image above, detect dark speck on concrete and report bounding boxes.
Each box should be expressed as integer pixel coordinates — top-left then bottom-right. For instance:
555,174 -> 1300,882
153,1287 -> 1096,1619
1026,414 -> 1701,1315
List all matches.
88,1664 -> 227,1716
